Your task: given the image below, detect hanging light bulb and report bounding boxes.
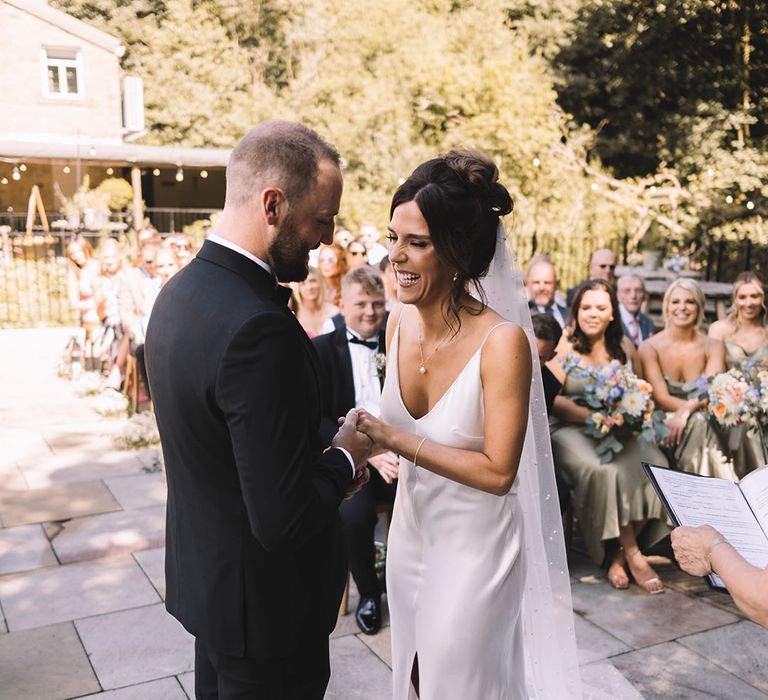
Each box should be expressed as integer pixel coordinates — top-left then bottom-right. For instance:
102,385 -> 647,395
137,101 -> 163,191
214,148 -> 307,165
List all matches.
747,201 -> 755,210
63,165 -> 71,174
19,164 -> 27,172
175,167 -> 184,182
106,167 -> 114,175
152,168 -> 160,176
200,169 -> 208,179
1,177 -> 7,185
89,147 -> 97,156
726,195 -> 734,204
12,166 -> 21,181
532,157 -> 541,167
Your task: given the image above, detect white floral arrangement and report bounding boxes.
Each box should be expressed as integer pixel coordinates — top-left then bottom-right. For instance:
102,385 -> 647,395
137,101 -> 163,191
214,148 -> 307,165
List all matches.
374,352 -> 386,380
114,412 -> 160,450
74,371 -> 104,397
89,389 -> 129,418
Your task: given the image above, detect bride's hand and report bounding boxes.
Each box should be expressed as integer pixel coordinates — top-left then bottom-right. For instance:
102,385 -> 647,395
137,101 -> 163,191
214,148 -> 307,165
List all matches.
356,409 -> 393,449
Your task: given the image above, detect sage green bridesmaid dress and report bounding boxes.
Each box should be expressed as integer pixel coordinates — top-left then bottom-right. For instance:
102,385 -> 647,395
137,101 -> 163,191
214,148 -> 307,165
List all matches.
550,363 -> 670,566
664,378 -> 736,480
724,341 -> 768,478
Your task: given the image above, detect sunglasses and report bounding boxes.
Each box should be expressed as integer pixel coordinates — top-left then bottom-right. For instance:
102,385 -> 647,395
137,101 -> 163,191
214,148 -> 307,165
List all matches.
349,251 -> 366,257
598,264 -> 616,270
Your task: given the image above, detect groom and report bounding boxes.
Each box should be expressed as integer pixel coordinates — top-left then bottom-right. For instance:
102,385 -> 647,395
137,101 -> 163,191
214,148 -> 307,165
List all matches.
145,121 -> 372,699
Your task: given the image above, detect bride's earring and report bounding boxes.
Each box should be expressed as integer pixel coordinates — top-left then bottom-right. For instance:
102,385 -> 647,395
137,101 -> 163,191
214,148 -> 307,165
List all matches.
453,272 -> 459,283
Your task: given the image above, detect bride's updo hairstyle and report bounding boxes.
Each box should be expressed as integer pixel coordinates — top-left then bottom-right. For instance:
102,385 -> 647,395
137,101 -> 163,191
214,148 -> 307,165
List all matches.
390,149 -> 513,330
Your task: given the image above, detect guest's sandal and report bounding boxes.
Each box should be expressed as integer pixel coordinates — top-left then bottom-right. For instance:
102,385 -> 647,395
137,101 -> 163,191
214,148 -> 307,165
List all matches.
624,547 -> 665,595
606,560 -> 630,589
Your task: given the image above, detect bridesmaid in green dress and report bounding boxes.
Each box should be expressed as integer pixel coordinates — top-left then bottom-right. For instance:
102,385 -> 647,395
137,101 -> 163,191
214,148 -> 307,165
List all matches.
549,280 -> 669,594
639,277 -> 734,480
708,272 -> 768,477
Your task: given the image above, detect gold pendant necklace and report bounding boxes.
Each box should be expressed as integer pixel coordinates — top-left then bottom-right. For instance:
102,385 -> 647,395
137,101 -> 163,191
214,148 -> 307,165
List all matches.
417,323 -> 452,375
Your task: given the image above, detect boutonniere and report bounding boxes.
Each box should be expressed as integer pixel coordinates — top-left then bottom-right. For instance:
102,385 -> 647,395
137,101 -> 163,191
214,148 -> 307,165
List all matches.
373,352 -> 386,380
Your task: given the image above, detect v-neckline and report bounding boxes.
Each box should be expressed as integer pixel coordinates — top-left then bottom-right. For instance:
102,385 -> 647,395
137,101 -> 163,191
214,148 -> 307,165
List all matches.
395,327 -> 482,422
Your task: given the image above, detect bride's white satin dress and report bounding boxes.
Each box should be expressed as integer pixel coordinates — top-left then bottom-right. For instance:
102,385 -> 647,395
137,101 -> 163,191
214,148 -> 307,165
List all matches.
381,321 -> 526,700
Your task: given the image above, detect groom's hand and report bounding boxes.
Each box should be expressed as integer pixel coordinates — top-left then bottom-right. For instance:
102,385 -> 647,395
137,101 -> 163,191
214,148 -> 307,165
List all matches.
332,408 -> 373,470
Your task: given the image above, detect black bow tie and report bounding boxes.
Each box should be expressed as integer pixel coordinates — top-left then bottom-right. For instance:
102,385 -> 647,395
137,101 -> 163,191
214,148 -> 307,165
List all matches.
348,335 -> 378,350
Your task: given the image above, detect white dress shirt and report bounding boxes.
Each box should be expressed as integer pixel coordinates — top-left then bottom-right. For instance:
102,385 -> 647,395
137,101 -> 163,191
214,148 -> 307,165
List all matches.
346,327 -> 383,417
207,234 -> 355,476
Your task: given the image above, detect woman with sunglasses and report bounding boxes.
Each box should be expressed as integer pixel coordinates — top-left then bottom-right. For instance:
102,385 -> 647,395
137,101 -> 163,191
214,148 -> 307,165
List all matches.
345,237 -> 369,269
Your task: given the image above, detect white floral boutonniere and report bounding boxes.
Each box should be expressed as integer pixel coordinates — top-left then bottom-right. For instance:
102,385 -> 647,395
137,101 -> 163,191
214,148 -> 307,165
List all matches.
373,352 -> 386,380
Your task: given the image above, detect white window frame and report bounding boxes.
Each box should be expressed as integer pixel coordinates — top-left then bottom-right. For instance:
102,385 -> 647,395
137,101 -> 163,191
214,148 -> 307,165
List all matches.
41,47 -> 85,100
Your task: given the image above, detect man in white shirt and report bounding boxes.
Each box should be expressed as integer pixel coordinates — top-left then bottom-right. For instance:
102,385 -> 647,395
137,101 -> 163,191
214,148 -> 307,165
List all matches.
313,266 -> 397,636
617,273 -> 655,346
359,223 -> 389,266
525,255 -> 568,327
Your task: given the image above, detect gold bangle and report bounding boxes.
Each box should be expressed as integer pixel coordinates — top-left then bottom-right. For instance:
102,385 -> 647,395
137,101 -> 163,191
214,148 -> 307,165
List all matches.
708,538 -> 728,573
413,437 -> 427,467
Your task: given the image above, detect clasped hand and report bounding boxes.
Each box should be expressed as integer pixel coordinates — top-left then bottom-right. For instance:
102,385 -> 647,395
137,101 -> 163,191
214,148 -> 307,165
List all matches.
337,409 -> 398,483
332,408 -> 372,499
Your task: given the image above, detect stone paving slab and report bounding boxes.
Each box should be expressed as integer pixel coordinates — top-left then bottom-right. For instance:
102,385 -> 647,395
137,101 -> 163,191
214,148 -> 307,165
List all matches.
18,451 -> 147,488
177,672 -> 194,698
0,523 -> 58,575
571,577 -> 740,648
0,555 -> 159,631
0,463 -> 29,493
75,603 -> 194,690
574,613 -> 631,664
327,634 -> 392,700
105,472 -> 168,511
133,547 -> 166,599
44,431 -> 125,455
80,676 -> 189,699
44,504 -> 165,563
612,640 -> 768,699
0,621 -> 100,700
0,480 -> 122,526
357,625 -> 392,668
579,662 -> 645,699
677,619 -> 768,694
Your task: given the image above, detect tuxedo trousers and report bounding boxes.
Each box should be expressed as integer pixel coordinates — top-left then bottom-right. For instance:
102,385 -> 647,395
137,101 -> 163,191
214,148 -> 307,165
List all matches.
339,469 -> 396,600
194,637 -> 330,700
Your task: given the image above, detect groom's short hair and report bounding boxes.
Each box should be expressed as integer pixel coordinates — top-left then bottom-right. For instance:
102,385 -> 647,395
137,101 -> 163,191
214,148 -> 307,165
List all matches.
225,120 -> 340,208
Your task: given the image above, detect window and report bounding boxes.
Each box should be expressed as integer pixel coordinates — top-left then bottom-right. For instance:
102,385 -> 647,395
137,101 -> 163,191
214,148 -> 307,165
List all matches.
42,48 -> 83,98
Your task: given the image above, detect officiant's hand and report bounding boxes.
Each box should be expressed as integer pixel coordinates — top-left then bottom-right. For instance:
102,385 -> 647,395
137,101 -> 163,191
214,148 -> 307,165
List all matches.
332,408 -> 373,469
671,524 -> 722,576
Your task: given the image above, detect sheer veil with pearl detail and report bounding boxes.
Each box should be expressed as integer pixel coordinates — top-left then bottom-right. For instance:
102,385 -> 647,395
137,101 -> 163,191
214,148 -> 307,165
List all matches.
475,224 -> 638,700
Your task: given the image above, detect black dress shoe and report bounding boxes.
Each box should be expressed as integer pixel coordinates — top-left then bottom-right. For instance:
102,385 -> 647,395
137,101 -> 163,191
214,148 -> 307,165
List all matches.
355,596 -> 381,635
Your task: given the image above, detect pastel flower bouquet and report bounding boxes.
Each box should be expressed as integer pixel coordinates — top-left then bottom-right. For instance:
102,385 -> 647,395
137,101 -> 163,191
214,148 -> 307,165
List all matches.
739,359 -> 768,430
575,360 -> 668,463
686,370 -> 760,430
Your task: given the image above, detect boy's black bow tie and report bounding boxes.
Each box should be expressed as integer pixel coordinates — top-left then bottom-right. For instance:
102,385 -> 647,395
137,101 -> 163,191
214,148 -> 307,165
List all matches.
348,336 -> 378,350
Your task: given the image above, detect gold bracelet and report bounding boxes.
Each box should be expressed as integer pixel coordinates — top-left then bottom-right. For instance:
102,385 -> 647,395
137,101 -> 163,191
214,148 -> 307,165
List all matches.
413,437 -> 427,467
707,538 -> 728,573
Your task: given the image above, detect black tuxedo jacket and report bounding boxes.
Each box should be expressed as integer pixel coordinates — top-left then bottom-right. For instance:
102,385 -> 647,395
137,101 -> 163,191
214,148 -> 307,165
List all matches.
144,240 -> 352,659
312,324 -> 386,446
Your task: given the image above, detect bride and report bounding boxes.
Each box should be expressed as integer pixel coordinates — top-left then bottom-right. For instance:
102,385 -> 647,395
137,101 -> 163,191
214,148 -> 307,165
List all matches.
356,150 -> 580,699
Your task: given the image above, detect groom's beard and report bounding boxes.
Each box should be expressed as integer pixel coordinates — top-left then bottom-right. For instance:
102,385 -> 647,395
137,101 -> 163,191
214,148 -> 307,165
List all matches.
269,213 -> 310,283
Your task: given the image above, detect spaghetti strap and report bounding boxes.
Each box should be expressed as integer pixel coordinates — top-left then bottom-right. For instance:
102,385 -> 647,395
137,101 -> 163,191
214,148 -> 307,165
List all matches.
480,321 -> 513,349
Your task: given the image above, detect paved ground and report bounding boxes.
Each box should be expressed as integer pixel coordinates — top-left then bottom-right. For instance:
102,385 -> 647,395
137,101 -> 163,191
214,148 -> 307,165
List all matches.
0,327 -> 767,699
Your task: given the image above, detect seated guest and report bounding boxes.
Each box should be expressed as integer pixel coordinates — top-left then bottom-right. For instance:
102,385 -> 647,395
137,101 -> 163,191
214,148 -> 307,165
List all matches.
313,267 -> 396,635
566,248 -> 617,307
617,274 -> 655,347
317,241 -> 347,307
530,312 -> 563,413
94,238 -> 126,390
290,267 -> 338,338
378,256 -> 401,314
166,233 -> 194,268
526,255 -> 567,327
66,234 -> 101,338
119,242 -> 160,346
708,271 -> 768,476
334,228 -> 354,249
345,237 -> 369,269
548,280 -> 669,593
672,524 -> 768,628
639,278 -> 733,479
359,223 -> 388,266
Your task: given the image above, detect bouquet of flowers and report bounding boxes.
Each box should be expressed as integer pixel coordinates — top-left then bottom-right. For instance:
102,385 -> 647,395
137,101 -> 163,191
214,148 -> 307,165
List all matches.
705,369 -> 760,429
738,359 -> 768,430
576,360 -> 668,463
